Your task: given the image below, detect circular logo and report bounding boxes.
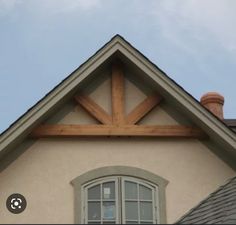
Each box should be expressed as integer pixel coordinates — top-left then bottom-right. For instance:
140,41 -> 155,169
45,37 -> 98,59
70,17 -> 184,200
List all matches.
6,193 -> 27,214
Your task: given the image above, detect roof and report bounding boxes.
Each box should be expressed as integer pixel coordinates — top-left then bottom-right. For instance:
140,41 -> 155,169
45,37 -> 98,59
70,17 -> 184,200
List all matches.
176,176 -> 236,224
224,119 -> 236,133
0,34 -> 235,171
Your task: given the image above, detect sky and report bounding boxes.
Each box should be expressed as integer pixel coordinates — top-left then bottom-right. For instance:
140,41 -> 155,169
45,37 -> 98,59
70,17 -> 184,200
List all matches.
0,0 -> 236,133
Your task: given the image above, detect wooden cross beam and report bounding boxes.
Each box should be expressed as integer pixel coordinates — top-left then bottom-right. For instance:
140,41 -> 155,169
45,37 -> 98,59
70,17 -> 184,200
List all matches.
74,95 -> 112,125
30,61 -> 206,139
126,93 -> 162,125
31,125 -> 206,138
111,61 -> 125,125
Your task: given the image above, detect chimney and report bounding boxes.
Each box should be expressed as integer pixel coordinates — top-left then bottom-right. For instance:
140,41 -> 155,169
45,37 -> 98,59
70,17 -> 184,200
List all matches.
200,92 -> 224,120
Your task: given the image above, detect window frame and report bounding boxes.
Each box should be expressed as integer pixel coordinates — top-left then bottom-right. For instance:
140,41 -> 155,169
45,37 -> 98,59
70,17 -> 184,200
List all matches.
83,176 -> 119,224
121,176 -> 160,224
71,166 -> 168,224
121,176 -> 158,224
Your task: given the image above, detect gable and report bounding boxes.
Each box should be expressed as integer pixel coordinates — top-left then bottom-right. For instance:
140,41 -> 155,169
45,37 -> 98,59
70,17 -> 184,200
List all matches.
45,74 -> 186,127
0,34 -> 235,170
30,58 -> 206,139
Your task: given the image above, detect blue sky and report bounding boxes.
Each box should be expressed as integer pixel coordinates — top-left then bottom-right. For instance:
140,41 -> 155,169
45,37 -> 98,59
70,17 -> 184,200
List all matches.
0,0 -> 236,133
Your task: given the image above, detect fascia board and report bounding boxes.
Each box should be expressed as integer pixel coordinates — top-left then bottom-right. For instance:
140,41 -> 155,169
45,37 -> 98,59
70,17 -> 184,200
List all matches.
115,39 -> 236,150
0,37 -> 121,156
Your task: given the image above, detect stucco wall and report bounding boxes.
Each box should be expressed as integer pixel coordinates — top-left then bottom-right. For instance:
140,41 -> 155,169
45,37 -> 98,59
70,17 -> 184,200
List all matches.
0,138 -> 235,224
0,78 -> 235,224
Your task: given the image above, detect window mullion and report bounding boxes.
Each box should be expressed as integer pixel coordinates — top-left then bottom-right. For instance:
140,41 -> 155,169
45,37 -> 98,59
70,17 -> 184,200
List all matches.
137,183 -> 140,224
155,186 -> 159,224
121,177 -> 125,224
116,177 -> 120,224
84,188 -> 87,224
100,183 -> 103,224
120,177 -> 124,224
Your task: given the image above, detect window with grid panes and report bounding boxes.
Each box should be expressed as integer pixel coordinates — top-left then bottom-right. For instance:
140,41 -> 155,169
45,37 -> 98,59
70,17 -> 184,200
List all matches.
82,176 -> 159,224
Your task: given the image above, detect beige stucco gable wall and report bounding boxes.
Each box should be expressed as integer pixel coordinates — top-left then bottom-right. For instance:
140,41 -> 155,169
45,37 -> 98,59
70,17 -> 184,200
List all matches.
0,78 -> 235,224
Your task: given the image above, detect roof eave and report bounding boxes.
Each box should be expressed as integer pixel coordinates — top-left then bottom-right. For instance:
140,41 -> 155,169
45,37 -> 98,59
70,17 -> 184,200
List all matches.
116,38 -> 236,151
0,35 -> 122,157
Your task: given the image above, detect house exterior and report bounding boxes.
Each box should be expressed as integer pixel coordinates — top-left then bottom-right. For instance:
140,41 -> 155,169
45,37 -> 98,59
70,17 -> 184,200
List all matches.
0,35 -> 235,224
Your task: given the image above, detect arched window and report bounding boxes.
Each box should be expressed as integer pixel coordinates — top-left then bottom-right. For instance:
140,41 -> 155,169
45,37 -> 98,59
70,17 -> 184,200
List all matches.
71,166 -> 168,224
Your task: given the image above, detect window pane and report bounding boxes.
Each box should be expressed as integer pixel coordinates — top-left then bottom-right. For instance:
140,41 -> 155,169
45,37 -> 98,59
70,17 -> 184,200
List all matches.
139,185 -> 152,200
85,177 -> 158,224
140,202 -> 153,221
88,184 -> 101,200
103,201 -> 116,220
88,202 -> 101,220
103,182 -> 115,200
125,181 -> 137,199
125,201 -> 138,220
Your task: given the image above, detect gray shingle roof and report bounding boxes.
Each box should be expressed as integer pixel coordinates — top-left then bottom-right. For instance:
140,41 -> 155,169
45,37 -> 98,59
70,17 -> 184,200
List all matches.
176,176 -> 236,224
224,119 -> 236,133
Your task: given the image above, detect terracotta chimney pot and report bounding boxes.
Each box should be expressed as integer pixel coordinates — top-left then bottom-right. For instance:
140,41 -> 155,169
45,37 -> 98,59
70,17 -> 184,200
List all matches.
200,92 -> 224,120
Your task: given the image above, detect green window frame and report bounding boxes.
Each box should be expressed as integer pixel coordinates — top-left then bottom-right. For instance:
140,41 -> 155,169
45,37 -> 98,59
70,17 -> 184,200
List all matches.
71,166 -> 168,224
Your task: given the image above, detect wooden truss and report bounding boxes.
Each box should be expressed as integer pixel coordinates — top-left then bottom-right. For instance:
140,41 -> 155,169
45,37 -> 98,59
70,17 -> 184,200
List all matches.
31,62 -> 205,138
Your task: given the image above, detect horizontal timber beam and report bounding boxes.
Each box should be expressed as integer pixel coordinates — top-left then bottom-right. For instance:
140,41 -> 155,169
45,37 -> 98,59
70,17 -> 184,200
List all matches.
31,125 -> 206,138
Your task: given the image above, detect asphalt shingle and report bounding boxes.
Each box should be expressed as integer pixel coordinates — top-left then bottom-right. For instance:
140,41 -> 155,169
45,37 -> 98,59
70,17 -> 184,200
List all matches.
224,119 -> 236,133
176,177 -> 236,224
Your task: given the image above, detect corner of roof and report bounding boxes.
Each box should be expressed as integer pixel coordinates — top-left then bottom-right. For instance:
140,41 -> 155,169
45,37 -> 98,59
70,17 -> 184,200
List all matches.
108,34 -> 130,49
175,176 -> 236,224
111,34 -> 126,42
